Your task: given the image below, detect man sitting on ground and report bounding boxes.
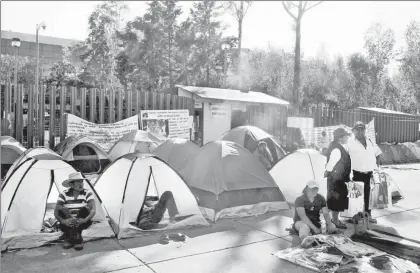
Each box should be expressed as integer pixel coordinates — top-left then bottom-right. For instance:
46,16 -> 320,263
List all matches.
134,191 -> 179,230
54,172 -> 96,250
294,180 -> 336,242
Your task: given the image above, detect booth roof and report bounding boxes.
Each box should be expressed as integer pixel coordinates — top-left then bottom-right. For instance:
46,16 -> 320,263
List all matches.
177,85 -> 289,106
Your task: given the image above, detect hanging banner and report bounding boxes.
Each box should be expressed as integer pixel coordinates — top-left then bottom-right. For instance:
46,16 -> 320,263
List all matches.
210,104 -> 229,118
140,110 -> 190,140
66,114 -> 139,151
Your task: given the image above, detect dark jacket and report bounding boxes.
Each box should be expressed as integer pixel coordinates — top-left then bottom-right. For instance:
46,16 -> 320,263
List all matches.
326,141 -> 351,182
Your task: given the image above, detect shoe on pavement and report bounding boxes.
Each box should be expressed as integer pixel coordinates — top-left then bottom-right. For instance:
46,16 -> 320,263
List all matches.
62,240 -> 73,249
74,243 -> 84,250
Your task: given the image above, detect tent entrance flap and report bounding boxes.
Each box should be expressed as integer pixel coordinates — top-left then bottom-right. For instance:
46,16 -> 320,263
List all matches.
41,170 -> 55,229
136,166 -> 153,225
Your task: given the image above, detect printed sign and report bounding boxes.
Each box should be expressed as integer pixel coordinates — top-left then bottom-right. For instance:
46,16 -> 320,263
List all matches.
140,110 -> 190,140
210,104 -> 229,118
287,117 -> 314,129
66,114 -> 139,151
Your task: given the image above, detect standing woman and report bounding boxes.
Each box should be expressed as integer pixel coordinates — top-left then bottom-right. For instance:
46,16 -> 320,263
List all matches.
324,128 -> 351,229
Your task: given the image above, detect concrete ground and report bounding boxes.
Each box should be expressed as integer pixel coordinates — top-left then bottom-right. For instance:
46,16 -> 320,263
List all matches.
2,164 -> 419,273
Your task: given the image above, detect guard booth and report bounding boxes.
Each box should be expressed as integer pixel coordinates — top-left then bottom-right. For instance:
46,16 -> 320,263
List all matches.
176,85 -> 289,146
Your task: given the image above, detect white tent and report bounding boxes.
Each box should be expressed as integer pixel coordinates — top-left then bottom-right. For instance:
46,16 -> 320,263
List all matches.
1,136 -> 26,179
3,147 -> 59,183
54,135 -> 110,174
1,155 -> 114,251
270,149 -> 328,204
94,153 -> 209,239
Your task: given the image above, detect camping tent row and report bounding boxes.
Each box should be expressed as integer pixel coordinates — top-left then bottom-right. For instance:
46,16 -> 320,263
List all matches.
378,143 -> 420,165
1,140 -> 292,250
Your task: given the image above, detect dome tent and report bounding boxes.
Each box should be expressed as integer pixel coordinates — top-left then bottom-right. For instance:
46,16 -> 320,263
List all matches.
3,147 -> 58,183
270,149 -> 328,204
378,144 -> 395,165
94,153 -> 209,239
179,141 -> 289,222
108,130 -> 160,162
153,138 -> 200,171
1,136 -> 26,179
403,142 -> 420,161
1,154 -> 114,251
54,135 -> 110,174
218,126 -> 287,164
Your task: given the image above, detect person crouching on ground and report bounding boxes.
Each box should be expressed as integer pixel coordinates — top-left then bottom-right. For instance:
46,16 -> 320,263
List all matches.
324,128 -> 351,229
293,180 -> 336,241
54,172 -> 96,250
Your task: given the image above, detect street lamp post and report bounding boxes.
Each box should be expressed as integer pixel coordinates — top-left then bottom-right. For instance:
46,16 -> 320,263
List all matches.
11,38 -> 21,138
35,21 -> 46,146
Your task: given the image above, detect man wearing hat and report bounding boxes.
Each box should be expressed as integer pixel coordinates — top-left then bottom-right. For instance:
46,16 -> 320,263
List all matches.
254,140 -> 274,170
294,180 -> 336,242
324,128 -> 352,229
347,121 -> 382,223
54,172 -> 96,250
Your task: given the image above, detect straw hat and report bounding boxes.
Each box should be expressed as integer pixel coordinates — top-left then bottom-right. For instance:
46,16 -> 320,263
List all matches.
62,172 -> 86,188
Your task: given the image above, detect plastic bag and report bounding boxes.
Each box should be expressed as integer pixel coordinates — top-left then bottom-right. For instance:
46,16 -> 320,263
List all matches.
341,181 -> 365,218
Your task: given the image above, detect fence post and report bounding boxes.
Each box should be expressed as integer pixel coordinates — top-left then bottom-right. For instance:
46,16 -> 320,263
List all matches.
99,88 -> 105,124
15,84 -> 24,143
27,85 -> 34,148
126,88 -> 133,117
38,85 -> 46,147
171,95 -> 177,110
117,89 -> 123,121
80,88 -> 87,120
49,86 -> 56,149
133,85 -> 139,114
89,88 -> 96,122
165,94 -> 171,110
144,92 -> 149,110
60,85 -> 67,142
70,87 -> 77,115
109,89 -> 115,123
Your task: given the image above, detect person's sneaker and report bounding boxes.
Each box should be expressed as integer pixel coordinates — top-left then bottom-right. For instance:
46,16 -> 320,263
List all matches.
62,240 -> 73,249
74,243 -> 84,251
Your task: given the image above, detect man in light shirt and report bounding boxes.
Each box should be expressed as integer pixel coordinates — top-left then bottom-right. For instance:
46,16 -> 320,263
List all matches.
347,121 -> 382,223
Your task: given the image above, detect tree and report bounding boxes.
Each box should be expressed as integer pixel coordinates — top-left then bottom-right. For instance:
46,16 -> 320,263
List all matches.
75,1 -> 127,91
224,1 -> 252,88
398,20 -> 420,106
347,52 -> 371,106
282,1 -> 322,113
0,54 -> 42,85
190,0 -> 226,86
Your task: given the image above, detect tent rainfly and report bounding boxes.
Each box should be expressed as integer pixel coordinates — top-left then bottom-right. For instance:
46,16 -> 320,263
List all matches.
108,130 -> 160,162
1,136 -> 26,179
153,138 -> 200,171
1,154 -> 114,251
54,135 -> 110,174
179,141 -> 290,222
94,153 -> 209,239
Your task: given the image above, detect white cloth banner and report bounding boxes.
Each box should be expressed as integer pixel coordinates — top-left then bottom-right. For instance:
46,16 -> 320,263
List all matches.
140,110 -> 190,140
66,114 -> 139,151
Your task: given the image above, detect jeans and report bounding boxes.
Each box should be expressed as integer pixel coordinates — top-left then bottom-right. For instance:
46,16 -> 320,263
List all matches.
58,206 -> 92,243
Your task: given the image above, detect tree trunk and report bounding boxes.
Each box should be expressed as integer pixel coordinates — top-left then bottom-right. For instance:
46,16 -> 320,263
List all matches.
237,1 -> 244,89
293,19 -> 302,114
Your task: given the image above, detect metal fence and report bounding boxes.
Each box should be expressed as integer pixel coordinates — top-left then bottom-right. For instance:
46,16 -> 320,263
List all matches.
287,106 -> 420,143
1,83 -> 195,149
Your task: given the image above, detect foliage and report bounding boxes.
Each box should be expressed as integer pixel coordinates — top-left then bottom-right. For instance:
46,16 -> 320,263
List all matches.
0,54 -> 41,85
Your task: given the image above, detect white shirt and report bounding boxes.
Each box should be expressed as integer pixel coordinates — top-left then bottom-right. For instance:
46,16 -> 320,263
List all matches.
325,148 -> 341,172
347,136 -> 382,173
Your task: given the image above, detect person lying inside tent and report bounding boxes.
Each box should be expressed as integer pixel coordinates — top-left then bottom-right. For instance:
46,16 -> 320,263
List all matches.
133,191 -> 179,230
254,141 -> 274,170
293,180 -> 336,242
54,172 -> 96,250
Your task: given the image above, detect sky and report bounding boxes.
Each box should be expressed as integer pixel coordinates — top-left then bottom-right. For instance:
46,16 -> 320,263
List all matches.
2,1 -> 420,73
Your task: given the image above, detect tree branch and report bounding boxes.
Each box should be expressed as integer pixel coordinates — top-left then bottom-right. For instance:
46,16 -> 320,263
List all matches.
282,1 -> 297,21
304,1 -> 323,12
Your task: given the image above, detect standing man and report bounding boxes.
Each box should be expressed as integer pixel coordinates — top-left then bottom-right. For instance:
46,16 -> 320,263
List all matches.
254,141 -> 274,170
347,121 -> 382,223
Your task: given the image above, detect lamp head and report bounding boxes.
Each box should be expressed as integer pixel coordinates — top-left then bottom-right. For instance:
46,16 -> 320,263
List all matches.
11,38 -> 21,48
37,21 -> 47,31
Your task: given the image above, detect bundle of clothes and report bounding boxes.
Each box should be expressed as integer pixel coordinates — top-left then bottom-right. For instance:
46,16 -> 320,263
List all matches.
273,234 -> 420,273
